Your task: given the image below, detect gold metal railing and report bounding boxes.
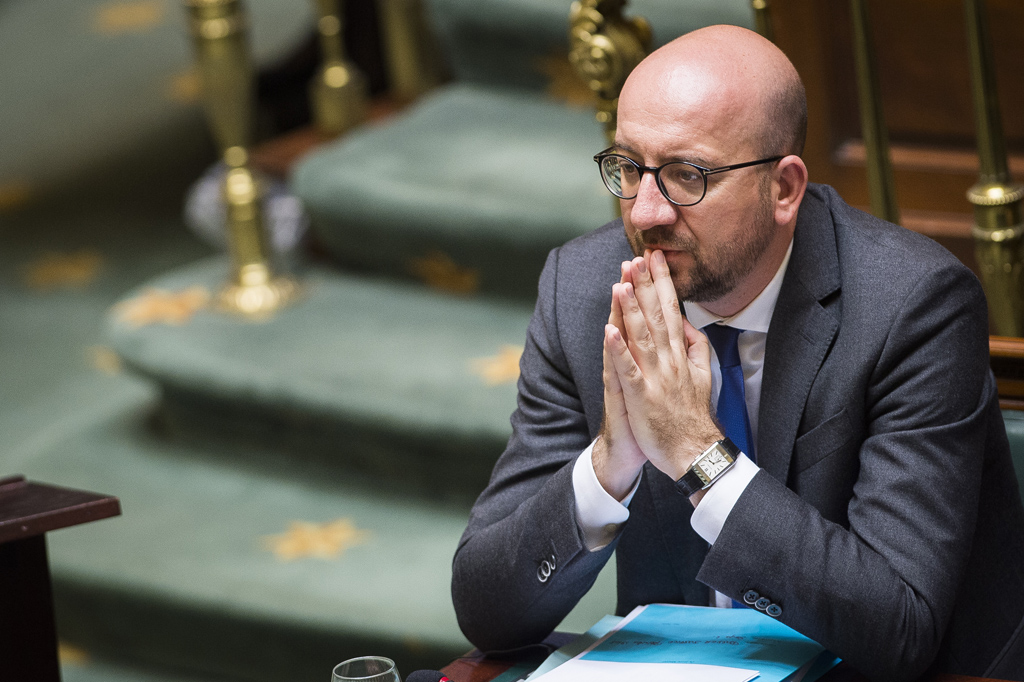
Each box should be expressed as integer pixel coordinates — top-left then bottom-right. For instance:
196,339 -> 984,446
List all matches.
310,0 -> 368,136
568,0 -> 650,145
850,0 -> 899,224
185,0 -> 298,316
964,0 -> 1024,336
751,0 -> 773,43
378,0 -> 444,103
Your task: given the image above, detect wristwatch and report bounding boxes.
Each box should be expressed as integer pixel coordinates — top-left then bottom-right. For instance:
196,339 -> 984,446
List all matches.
675,437 -> 740,497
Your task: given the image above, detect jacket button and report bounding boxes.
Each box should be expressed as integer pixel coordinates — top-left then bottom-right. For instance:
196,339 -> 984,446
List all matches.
537,559 -> 553,583
548,554 -> 557,570
766,603 -> 782,618
754,597 -> 771,611
743,590 -> 759,605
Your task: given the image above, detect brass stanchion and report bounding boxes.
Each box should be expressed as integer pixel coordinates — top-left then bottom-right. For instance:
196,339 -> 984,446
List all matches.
568,0 -> 651,146
964,0 -> 1024,336
377,0 -> 443,103
310,0 -> 368,136
751,0 -> 774,43
850,0 -> 899,224
185,0 -> 298,317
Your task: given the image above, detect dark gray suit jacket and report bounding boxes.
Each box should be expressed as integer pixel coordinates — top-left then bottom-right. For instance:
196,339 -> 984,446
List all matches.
451,184 -> 1024,681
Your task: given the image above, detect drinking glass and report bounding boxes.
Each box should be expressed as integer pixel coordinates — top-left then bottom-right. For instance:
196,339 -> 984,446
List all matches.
331,656 -> 401,682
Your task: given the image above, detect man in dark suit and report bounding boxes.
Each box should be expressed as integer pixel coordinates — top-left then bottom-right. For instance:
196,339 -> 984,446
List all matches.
451,25 -> 1024,681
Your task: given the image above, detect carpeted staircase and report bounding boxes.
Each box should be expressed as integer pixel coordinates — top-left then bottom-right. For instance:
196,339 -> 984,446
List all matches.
294,0 -> 757,298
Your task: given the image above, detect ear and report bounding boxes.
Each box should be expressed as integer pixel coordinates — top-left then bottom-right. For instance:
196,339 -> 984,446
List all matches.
774,155 -> 808,227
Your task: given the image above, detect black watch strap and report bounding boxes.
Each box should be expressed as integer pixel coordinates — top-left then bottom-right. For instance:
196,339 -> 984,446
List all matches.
675,469 -> 707,498
674,437 -> 740,497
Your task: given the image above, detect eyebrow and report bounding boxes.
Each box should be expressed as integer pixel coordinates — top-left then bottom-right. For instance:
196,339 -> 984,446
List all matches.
610,143 -> 715,169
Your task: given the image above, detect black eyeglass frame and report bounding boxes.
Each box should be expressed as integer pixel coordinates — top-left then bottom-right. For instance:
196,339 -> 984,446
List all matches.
593,148 -> 785,207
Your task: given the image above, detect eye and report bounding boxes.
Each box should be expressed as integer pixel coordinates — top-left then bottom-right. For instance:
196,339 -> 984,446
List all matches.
663,163 -> 702,185
619,162 -> 640,180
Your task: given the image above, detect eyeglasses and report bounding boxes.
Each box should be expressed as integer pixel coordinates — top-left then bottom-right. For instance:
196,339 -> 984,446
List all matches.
593,148 -> 783,207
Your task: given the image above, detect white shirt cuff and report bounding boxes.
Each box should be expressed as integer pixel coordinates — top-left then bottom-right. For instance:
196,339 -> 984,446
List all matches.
572,441 -> 641,551
689,453 -> 759,545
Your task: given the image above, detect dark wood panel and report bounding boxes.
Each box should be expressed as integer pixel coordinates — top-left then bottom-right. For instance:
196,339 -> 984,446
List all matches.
771,0 -> 1024,224
822,0 -> 1024,146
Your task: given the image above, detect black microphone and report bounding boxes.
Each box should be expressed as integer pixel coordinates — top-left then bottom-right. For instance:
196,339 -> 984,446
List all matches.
405,671 -> 452,682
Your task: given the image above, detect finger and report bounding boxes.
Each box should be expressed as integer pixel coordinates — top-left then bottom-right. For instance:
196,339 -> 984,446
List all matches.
608,261 -> 632,335
628,256 -> 671,351
682,315 -> 710,369
619,281 -> 659,371
606,322 -> 645,399
620,261 -> 632,286
603,324 -> 627,412
648,250 -> 686,348
608,283 -> 627,341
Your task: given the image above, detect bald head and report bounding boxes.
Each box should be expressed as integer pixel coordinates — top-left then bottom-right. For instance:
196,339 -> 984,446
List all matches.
620,25 -> 806,158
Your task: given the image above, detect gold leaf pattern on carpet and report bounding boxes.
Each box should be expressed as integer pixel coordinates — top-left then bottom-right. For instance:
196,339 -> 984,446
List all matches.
0,181 -> 33,213
93,0 -> 165,35
261,519 -> 371,561
88,346 -> 123,375
23,250 -> 103,290
113,286 -> 210,327
167,69 -> 202,104
470,345 -> 523,385
58,642 -> 90,666
534,53 -> 598,108
407,250 -> 479,295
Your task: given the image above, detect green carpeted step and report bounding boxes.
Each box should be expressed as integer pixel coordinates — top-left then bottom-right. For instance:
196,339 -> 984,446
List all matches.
105,256 -> 535,499
293,84 -> 612,299
32,397 -> 471,681
19,388 -> 616,682
425,0 -> 755,90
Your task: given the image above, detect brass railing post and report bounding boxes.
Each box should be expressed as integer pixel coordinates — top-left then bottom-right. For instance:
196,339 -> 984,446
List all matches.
964,0 -> 1024,335
377,0 -> 443,103
568,0 -> 651,145
311,0 -> 369,136
185,0 -> 298,316
850,0 -> 899,224
751,0 -> 774,43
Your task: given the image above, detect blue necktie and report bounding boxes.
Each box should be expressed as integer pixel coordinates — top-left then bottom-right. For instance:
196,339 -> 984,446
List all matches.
703,323 -> 756,609
702,324 -> 755,462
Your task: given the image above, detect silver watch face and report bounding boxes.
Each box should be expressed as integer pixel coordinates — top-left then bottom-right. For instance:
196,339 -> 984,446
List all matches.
699,449 -> 731,479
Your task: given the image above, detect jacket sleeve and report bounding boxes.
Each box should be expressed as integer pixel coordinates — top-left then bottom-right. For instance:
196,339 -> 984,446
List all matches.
451,246 -> 614,652
698,262 -> 994,682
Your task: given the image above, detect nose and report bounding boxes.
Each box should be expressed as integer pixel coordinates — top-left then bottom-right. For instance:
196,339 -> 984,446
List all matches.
626,171 -> 677,231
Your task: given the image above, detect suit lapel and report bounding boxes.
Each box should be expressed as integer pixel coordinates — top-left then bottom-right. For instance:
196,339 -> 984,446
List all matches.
757,186 -> 841,486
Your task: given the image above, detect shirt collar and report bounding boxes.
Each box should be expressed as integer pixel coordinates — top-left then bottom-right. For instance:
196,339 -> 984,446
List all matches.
683,239 -> 793,333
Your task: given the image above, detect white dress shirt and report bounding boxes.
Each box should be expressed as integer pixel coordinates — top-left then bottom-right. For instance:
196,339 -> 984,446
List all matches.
572,241 -> 794,569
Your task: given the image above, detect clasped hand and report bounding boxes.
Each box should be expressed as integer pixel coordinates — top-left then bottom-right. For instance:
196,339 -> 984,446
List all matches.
594,250 -> 722,500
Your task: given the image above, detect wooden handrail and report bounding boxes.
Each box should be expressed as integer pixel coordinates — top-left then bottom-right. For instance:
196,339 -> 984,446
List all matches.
990,335 -> 1024,409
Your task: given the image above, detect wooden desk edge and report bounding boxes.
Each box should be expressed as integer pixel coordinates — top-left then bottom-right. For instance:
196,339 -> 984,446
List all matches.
0,477 -> 121,544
